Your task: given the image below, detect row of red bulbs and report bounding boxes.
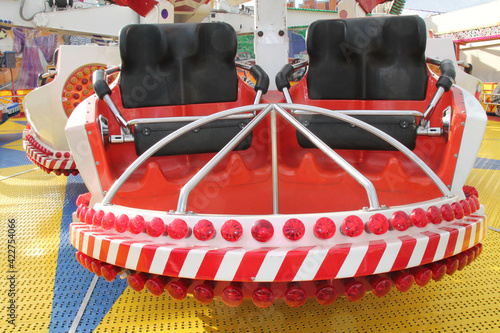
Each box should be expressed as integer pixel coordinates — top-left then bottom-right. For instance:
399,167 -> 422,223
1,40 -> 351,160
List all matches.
25,135 -> 78,176
75,243 -> 482,308
25,146 -> 78,176
26,134 -> 72,159
76,196 -> 479,242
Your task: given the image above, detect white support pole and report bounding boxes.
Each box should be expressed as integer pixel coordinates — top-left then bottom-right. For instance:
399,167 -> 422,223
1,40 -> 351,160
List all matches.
254,0 -> 289,91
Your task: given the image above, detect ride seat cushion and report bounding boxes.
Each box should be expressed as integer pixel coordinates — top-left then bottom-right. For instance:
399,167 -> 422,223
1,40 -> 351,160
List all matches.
306,16 -> 428,100
119,23 -> 238,108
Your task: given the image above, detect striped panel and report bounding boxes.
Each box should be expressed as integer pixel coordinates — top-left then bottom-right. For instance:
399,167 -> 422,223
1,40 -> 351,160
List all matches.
69,216 -> 486,282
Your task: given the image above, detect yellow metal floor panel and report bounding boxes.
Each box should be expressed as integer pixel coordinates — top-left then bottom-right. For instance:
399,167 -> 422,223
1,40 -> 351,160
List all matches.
0,116 -> 499,332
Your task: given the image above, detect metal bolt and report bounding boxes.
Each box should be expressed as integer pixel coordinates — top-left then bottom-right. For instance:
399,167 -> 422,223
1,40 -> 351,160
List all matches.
257,31 -> 264,37
96,161 -> 100,165
447,185 -> 451,189
193,128 -> 200,133
461,122 -> 465,126
88,131 -> 92,135
278,30 -> 285,36
454,154 -> 458,158
142,127 -> 151,136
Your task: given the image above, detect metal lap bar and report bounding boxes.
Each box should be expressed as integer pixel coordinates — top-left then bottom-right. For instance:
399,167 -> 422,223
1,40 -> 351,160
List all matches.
102,103 -> 452,213
101,104 -> 265,206
176,104 -> 273,213
279,103 -> 452,198
275,105 -> 380,210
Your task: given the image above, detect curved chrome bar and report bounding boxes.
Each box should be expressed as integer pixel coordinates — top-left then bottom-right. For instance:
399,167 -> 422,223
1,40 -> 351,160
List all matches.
177,105 -> 273,213
275,105 -> 380,209
279,103 -> 452,198
101,104 -> 266,206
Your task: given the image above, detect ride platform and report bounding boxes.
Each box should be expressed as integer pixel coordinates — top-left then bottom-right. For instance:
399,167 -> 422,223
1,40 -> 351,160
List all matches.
1,116 -> 499,332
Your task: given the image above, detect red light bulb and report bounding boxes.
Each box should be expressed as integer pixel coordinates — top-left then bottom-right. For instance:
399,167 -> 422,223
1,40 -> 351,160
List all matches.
193,282 -> 215,305
251,219 -> 274,242
146,217 -> 165,237
344,279 -> 366,301
445,257 -> 459,275
221,284 -> 244,307
167,219 -> 189,239
390,211 -> 410,231
456,253 -> 468,271
91,260 -> 104,277
129,215 -> 145,234
285,284 -> 307,307
101,212 -> 115,230
441,204 -> 455,222
166,279 -> 190,300
459,200 -> 471,217
315,283 -> 337,305
313,217 -> 336,239
146,275 -> 169,296
101,264 -> 120,282
467,197 -> 476,213
115,214 -> 129,233
410,266 -> 432,287
92,210 -> 105,227
193,219 -> 216,241
341,215 -> 364,237
85,208 -> 96,225
127,272 -> 149,292
426,206 -> 443,225
392,271 -> 414,292
369,276 -> 392,297
252,286 -> 274,308
429,262 -> 447,281
221,219 -> 243,242
283,218 -> 305,241
451,202 -> 464,220
367,214 -> 389,235
410,208 -> 429,228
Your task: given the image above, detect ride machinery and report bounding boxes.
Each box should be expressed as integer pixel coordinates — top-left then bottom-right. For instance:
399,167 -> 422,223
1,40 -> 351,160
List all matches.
67,14 -> 487,308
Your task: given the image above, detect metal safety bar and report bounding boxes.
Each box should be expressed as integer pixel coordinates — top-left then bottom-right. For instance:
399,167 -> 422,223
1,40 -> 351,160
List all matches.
102,102 -> 452,214
279,103 -> 452,198
101,104 -> 265,206
176,105 -> 273,213
276,105 -> 380,209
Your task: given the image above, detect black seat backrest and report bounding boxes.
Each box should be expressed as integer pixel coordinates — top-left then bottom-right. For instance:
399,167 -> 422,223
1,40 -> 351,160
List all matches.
119,23 -> 238,108
306,16 -> 427,101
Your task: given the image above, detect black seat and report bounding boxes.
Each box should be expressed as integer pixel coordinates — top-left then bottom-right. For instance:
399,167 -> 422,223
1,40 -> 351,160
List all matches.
306,16 -> 427,100
298,16 -> 427,151
118,23 -> 251,156
119,23 -> 238,108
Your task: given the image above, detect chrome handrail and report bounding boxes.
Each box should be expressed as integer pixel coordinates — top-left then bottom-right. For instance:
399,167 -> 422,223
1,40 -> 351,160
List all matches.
177,104 -> 273,213
101,104 -> 266,206
102,103 -> 452,212
279,103 -> 452,198
275,105 -> 380,209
